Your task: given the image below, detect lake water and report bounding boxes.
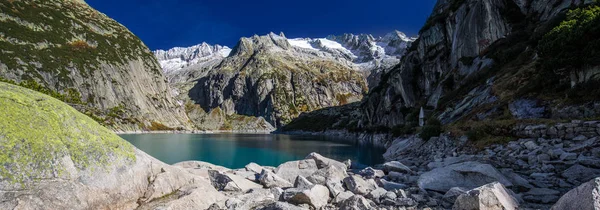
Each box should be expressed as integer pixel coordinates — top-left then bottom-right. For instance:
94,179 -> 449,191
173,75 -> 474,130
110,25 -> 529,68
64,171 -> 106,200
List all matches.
120,133 -> 385,169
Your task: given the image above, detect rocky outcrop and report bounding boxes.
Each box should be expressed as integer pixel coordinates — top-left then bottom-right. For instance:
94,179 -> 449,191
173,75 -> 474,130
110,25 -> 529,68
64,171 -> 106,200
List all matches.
551,177 -> 600,210
453,182 -> 520,210
0,82 -> 223,209
0,0 -> 190,131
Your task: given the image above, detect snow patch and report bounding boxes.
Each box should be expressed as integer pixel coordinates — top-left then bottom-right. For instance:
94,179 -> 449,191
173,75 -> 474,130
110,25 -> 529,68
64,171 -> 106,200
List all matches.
288,38 -> 318,50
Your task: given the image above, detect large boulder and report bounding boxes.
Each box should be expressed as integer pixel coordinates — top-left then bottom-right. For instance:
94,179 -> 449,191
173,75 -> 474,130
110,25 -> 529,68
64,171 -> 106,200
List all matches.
343,175 -> 378,195
551,177 -> 600,210
225,188 -> 276,209
306,152 -> 348,170
286,184 -> 330,209
453,182 -> 519,210
339,195 -> 373,210
418,161 -> 513,192
0,82 -> 225,209
259,169 -> 293,188
208,170 -> 262,192
383,161 -> 412,174
307,165 -> 348,185
276,159 -> 319,183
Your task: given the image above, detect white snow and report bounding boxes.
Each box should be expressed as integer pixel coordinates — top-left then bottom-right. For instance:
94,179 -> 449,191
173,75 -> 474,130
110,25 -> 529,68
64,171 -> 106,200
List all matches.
219,48 -> 232,57
288,38 -> 318,50
317,38 -> 345,49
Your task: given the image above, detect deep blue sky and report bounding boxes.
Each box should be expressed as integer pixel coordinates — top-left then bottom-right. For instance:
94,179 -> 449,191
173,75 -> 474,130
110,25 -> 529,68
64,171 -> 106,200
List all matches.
86,0 -> 437,50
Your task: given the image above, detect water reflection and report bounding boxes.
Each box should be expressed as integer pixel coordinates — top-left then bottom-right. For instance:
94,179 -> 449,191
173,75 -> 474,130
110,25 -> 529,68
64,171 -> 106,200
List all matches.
120,134 -> 385,169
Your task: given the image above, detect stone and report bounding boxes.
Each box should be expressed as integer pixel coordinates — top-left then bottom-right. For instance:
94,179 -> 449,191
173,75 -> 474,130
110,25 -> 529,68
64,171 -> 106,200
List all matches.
453,182 -> 519,210
562,165 -> 600,182
294,175 -> 314,189
526,188 -> 560,196
499,169 -> 533,190
286,184 -> 330,209
548,148 -> 565,159
270,187 -> 284,201
306,165 -> 348,185
276,159 -> 319,183
560,152 -> 578,161
246,162 -> 267,174
305,152 -> 348,170
380,179 -> 407,191
339,195 -> 373,210
358,167 -> 385,179
443,187 -> 469,203
384,191 -> 397,200
573,135 -> 588,141
208,170 -> 262,192
418,161 -> 513,192
259,169 -> 293,188
333,191 -> 355,204
551,177 -> 600,210
396,197 -> 418,206
343,175 -> 378,195
579,158 -> 600,168
326,180 -> 346,197
383,161 -> 413,173
257,202 -> 307,210
366,187 -> 388,202
225,188 -> 276,209
524,141 -> 539,150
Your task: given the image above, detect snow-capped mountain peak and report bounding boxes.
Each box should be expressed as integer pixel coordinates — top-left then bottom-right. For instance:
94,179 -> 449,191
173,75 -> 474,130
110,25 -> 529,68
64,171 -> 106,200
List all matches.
153,43 -> 231,74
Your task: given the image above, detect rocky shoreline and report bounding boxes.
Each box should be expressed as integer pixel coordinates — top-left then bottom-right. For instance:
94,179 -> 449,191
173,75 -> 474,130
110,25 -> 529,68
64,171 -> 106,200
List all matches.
173,150 -> 600,210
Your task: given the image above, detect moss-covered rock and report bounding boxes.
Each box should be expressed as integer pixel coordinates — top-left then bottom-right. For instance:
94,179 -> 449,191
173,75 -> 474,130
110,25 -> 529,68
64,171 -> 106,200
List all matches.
0,82 -> 134,184
0,81 -> 224,209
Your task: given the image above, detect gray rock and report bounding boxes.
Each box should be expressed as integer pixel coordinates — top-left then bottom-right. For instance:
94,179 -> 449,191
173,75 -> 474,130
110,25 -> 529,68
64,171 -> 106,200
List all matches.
443,187 -> 469,203
366,187 -> 387,202
383,161 -> 412,174
380,179 -> 407,191
286,184 -> 330,209
418,161 -> 512,192
305,152 -> 348,170
579,158 -> 600,169
246,162 -> 267,174
225,188 -> 276,209
524,140 -> 539,150
358,167 -> 385,179
500,169 -> 533,189
384,191 -> 397,200
259,169 -> 293,188
561,152 -> 578,161
548,148 -> 566,159
208,170 -> 262,192
333,191 -> 355,204
509,99 -> 546,119
326,180 -> 346,197
573,135 -> 588,141
562,165 -> 600,182
396,197 -> 418,206
339,195 -> 373,210
551,177 -> 600,210
343,175 -> 378,195
294,175 -> 314,189
276,159 -> 319,183
526,188 -> 560,196
306,165 -> 348,185
453,182 -> 519,210
257,202 -> 308,210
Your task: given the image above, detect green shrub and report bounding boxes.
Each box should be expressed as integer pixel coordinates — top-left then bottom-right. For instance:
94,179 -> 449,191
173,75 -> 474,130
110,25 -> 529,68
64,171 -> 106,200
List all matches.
420,119 -> 442,141
539,5 -> 600,75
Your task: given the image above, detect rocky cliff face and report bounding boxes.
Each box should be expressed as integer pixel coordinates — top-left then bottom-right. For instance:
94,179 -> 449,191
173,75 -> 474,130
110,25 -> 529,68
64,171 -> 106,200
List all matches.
308,0 -> 597,132
0,0 -> 190,131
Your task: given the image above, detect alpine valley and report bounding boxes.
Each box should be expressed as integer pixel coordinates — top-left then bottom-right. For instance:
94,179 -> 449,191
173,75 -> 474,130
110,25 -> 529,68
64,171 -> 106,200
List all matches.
2,0 -> 600,209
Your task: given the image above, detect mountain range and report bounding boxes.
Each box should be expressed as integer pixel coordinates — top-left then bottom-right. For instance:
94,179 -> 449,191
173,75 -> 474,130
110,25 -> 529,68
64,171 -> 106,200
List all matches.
152,31 -> 416,129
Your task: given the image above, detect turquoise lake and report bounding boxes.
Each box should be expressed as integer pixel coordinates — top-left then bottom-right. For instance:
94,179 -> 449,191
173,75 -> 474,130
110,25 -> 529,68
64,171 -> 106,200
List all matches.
120,134 -> 385,169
